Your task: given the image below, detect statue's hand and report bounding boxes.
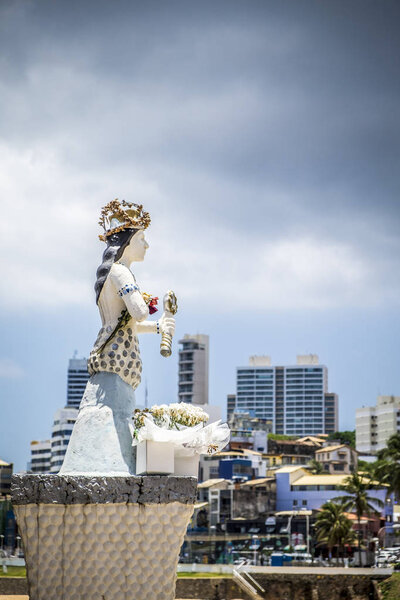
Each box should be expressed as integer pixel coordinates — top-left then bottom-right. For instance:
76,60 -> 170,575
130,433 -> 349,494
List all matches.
159,313 -> 175,337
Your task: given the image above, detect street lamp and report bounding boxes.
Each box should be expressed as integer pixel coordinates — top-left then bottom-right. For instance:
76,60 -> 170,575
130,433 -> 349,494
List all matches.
287,515 -> 294,550
251,535 -> 259,566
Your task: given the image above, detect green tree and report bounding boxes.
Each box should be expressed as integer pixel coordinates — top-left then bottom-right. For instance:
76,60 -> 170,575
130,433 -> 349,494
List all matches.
335,472 -> 383,566
374,434 -> 400,501
315,501 -> 355,565
267,433 -> 296,441
327,431 -> 355,448
357,459 -> 377,476
307,458 -> 324,474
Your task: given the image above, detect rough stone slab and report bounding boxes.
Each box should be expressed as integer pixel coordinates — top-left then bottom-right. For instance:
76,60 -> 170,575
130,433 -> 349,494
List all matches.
11,474 -> 197,505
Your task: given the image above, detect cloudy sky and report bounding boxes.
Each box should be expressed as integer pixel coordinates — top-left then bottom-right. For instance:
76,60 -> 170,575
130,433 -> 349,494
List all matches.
1,0 -> 399,471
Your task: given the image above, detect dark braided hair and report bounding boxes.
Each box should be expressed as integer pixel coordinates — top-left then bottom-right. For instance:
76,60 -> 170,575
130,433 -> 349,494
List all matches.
94,228 -> 139,304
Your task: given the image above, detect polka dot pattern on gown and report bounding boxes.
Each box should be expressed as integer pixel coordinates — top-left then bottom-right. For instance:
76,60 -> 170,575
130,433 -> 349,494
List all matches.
88,323 -> 142,390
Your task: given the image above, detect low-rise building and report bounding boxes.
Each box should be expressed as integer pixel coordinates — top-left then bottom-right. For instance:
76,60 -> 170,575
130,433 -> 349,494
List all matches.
199,448 -> 267,482
264,453 -> 310,472
268,437 -> 320,458
275,465 -> 387,512
199,454 -> 221,482
219,456 -> 253,482
315,443 -> 358,474
263,436 -> 323,473
196,477 -> 276,530
228,411 -> 271,452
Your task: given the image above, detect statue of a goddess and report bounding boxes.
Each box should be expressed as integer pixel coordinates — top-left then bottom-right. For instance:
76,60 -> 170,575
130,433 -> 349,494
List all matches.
61,200 -> 175,475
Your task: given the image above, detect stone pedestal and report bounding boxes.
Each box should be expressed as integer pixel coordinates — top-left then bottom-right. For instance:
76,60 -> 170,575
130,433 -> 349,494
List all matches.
11,474 -> 196,600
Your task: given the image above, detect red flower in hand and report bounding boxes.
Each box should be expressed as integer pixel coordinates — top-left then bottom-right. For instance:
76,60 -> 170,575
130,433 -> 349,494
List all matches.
149,297 -> 158,314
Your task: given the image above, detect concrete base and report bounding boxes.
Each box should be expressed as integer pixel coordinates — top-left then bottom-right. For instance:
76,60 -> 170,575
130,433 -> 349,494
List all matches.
11,474 -> 196,600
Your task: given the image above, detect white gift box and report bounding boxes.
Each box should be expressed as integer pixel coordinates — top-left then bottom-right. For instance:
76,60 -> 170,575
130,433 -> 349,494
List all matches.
136,441 -> 174,475
174,454 -> 200,478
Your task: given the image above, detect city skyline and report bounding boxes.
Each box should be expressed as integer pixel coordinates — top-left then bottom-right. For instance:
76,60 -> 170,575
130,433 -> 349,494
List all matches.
0,0 -> 399,471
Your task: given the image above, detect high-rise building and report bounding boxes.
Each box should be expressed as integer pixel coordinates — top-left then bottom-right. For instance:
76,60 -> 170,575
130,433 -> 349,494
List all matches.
50,407 -> 78,473
356,395 -> 400,454
227,394 -> 236,421
235,354 -> 338,436
67,357 -> 90,408
29,355 -> 89,474
178,334 -> 209,405
29,440 -> 51,474
324,393 -> 339,434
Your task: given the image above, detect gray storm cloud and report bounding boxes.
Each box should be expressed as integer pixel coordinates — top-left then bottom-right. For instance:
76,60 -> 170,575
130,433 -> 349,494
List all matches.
0,0 -> 399,311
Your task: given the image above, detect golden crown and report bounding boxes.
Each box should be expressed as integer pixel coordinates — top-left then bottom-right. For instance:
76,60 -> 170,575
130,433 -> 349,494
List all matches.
98,199 -> 151,241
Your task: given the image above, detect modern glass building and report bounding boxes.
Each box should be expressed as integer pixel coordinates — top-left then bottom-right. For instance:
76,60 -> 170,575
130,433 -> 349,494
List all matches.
235,355 -> 337,436
67,357 -> 90,408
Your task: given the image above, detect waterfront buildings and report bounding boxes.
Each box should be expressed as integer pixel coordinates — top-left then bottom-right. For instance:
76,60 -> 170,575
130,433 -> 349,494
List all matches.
356,395 -> 400,454
29,440 -> 51,473
234,354 -> 338,436
178,334 -> 209,405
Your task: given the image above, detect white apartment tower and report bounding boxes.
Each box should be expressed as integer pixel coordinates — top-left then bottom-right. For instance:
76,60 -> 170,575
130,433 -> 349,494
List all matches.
29,440 -> 51,473
178,334 -> 209,405
50,407 -> 78,472
356,395 -> 400,454
235,354 -> 338,436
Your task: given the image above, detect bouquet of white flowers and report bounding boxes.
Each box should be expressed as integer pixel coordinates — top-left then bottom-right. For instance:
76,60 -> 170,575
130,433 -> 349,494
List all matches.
132,403 -> 230,456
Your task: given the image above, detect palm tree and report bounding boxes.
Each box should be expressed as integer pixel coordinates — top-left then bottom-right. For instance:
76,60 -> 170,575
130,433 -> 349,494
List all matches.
335,472 -> 383,566
315,501 -> 355,565
374,434 -> 400,501
307,459 -> 324,474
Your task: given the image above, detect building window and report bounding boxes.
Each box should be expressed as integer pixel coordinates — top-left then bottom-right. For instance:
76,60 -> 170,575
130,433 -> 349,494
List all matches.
333,464 -> 345,471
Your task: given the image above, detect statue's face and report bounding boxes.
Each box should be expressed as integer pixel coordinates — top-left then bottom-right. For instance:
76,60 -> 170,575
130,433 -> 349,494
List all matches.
123,230 -> 149,262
